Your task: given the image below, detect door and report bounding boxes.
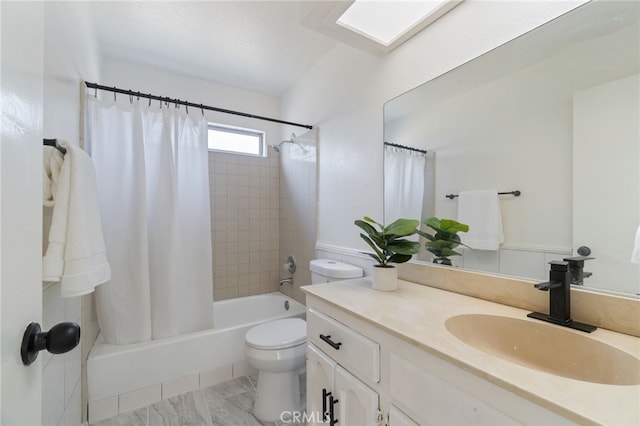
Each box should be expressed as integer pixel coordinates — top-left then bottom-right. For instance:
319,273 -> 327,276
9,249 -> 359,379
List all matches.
307,344 -> 336,426
573,74 -> 640,294
1,1 -> 45,424
334,366 -> 379,426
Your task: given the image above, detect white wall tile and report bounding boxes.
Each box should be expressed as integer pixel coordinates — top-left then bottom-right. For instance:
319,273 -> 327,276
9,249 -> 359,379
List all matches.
232,361 -> 257,378
119,384 -> 161,414
42,355 -> 65,426
61,380 -> 82,426
88,396 -> 118,423
199,365 -> 233,389
162,374 -> 199,400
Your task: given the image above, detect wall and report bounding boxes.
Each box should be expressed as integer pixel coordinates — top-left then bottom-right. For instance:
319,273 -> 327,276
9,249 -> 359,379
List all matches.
42,3 -> 101,425
279,128 -> 318,304
282,0 -> 588,260
209,151 -> 280,300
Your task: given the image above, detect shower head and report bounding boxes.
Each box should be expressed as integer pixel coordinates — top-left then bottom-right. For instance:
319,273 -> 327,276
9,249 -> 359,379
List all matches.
269,133 -> 297,152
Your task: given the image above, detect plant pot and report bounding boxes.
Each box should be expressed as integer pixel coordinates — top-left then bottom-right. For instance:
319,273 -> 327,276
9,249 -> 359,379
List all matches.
371,265 -> 398,291
433,258 -> 453,266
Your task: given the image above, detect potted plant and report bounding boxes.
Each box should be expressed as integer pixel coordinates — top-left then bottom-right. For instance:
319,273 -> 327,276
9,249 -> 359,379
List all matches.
354,216 -> 421,291
418,217 -> 469,266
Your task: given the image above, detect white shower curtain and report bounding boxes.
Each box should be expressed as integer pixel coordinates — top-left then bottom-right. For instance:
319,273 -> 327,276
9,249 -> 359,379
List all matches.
85,96 -> 213,345
384,146 -> 426,224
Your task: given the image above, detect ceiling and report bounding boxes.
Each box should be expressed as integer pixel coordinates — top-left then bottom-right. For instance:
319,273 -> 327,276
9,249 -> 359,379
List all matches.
86,1 -> 339,96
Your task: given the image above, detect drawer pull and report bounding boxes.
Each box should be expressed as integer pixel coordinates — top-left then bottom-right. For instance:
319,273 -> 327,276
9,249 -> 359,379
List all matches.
319,334 -> 342,350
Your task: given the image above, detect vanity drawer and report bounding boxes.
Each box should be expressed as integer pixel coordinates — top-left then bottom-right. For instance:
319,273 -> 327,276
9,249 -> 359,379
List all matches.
307,308 -> 380,383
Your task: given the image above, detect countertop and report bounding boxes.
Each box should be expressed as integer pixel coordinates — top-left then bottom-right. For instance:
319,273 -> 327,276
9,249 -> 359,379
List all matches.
302,278 -> 640,425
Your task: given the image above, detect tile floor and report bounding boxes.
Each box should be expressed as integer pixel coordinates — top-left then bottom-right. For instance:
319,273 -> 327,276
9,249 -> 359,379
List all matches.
90,374 -> 306,426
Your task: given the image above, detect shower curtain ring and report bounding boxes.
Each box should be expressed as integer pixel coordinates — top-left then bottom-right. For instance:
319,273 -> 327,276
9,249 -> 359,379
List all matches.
200,104 -> 204,116
113,87 -> 116,102
129,93 -> 133,104
94,87 -> 97,98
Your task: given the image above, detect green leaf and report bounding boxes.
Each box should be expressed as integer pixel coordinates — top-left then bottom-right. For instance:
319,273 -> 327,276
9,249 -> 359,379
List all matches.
423,217 -> 441,230
440,219 -> 469,233
354,219 -> 379,237
385,218 -> 420,237
388,253 -> 412,264
388,240 -> 421,255
359,234 -> 384,263
363,216 -> 383,229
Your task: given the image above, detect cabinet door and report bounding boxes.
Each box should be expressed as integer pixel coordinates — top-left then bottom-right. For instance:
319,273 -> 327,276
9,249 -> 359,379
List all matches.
334,366 -> 379,426
389,405 -> 420,426
307,344 -> 336,426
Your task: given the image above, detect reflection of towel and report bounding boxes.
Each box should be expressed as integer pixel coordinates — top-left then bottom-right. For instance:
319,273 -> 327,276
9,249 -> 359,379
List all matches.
457,190 -> 504,251
43,146 -> 64,207
632,225 -> 640,264
42,140 -> 111,297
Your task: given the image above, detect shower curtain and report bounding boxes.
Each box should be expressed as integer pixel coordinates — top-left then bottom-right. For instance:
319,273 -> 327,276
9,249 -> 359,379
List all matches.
85,96 -> 213,345
384,146 -> 426,223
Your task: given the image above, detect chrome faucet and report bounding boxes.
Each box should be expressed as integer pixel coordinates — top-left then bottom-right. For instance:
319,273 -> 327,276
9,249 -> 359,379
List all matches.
527,261 -> 597,333
279,278 -> 293,286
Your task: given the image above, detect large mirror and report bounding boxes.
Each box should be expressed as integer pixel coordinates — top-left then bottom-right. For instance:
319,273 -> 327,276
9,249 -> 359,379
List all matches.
384,0 -> 639,296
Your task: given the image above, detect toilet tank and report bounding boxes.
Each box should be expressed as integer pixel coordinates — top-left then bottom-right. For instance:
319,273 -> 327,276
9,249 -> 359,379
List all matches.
309,259 -> 363,284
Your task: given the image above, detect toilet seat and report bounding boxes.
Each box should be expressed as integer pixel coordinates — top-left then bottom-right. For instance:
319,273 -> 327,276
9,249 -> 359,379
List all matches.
245,318 -> 306,350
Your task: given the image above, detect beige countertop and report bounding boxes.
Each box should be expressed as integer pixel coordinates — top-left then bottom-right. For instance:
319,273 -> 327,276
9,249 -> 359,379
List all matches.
302,278 -> 640,425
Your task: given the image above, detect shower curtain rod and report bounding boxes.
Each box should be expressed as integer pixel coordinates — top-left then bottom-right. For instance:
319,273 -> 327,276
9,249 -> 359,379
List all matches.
84,81 -> 313,130
384,141 -> 427,154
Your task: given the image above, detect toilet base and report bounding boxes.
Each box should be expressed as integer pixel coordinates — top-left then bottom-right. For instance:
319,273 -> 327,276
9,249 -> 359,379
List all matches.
253,370 -> 301,422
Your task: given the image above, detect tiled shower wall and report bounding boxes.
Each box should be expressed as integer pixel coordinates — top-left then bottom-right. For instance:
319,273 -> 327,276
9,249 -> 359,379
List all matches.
208,151 -> 280,300
279,129 -> 318,304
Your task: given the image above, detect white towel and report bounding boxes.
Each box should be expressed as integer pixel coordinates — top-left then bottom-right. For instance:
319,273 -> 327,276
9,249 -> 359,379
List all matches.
457,189 -> 504,251
43,146 -> 64,206
42,140 -> 111,297
632,225 -> 640,264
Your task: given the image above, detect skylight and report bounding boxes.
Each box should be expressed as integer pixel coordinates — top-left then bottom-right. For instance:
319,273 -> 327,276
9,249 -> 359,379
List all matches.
337,0 -> 450,47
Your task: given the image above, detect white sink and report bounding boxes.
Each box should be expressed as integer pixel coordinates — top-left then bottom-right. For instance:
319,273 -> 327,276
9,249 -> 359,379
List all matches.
445,313 -> 640,385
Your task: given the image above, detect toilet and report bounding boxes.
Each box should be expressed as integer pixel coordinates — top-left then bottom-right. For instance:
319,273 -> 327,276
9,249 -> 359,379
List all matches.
244,258 -> 363,422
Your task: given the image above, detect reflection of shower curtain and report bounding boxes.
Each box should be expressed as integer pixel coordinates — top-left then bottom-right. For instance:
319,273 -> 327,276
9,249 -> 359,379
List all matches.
384,146 -> 426,223
85,97 -> 213,345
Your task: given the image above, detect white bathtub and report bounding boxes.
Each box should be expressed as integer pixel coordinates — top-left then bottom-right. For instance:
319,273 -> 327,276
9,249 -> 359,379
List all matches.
87,292 -> 305,414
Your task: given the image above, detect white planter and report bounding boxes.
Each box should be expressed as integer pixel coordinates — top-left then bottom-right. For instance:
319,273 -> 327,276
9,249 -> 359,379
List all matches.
371,266 -> 398,291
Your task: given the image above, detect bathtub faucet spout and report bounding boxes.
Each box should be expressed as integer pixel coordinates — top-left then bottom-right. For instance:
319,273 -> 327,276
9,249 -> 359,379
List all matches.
279,278 -> 293,286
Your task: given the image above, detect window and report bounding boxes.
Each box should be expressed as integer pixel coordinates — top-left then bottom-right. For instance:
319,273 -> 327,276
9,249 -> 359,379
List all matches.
207,124 -> 265,156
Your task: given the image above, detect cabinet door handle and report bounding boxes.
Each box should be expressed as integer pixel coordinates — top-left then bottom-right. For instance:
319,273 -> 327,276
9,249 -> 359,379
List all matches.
329,394 -> 339,426
322,388 -> 331,422
319,334 -> 342,350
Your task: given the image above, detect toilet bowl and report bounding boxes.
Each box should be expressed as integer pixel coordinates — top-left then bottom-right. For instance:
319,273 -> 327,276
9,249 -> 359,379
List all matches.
245,318 -> 307,422
245,259 -> 363,421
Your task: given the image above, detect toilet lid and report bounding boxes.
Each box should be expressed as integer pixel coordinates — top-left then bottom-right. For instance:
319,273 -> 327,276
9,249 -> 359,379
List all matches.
245,318 -> 306,350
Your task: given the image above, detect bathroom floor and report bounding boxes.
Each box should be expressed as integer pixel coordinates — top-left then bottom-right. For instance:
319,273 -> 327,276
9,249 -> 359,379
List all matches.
90,374 -> 307,426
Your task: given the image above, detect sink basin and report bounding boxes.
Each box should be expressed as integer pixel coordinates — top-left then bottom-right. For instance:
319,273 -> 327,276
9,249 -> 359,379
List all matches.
445,314 -> 640,385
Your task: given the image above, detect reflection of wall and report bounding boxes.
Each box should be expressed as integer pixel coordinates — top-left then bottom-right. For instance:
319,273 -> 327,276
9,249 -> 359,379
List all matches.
279,129 -> 318,304
282,0 -> 586,260
573,74 -> 640,294
386,58 -> 575,252
384,23 -> 639,282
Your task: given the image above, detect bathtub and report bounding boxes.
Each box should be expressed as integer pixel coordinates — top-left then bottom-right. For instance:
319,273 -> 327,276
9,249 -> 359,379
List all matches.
87,292 -> 305,417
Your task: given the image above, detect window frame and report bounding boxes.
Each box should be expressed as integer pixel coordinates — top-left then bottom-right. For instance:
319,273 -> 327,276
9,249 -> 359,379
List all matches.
207,123 -> 266,157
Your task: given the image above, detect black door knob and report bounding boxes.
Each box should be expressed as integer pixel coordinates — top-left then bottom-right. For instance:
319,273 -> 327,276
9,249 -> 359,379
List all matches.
21,322 -> 80,366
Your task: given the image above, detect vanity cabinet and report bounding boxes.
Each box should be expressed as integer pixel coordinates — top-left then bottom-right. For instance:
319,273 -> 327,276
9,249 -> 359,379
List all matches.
306,308 -> 381,426
306,294 -> 574,426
